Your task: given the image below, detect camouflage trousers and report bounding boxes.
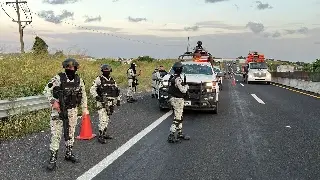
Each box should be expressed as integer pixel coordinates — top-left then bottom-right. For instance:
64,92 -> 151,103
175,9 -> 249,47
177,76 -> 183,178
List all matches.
151,80 -> 158,95
49,107 -> 78,151
126,79 -> 135,98
169,97 -> 184,133
96,101 -> 114,131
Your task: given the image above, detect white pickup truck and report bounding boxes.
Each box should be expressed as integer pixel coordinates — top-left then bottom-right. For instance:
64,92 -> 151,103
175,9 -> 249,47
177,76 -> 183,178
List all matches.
158,61 -> 220,114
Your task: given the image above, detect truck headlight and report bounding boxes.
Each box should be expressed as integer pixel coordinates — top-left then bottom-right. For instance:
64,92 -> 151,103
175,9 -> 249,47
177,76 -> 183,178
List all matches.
206,82 -> 213,87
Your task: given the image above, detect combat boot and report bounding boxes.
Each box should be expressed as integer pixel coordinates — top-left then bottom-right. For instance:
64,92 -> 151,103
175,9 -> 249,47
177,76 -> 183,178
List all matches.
102,128 -> 113,140
167,133 -> 180,143
98,130 -> 107,144
127,97 -> 137,103
65,146 -> 79,163
177,132 -> 190,140
47,150 -> 58,171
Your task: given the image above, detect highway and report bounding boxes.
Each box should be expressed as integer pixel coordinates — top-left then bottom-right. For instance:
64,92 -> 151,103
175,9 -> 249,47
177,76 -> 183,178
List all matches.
1,76 -> 319,180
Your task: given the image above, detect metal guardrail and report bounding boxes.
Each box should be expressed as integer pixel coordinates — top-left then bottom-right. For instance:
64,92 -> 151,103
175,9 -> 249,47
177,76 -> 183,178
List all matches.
270,72 -> 320,82
0,95 -> 50,118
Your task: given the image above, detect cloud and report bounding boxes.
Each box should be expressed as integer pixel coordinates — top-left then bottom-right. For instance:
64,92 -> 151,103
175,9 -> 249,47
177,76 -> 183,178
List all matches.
38,10 -> 74,24
285,27 -> 308,34
264,31 -> 281,38
246,22 -> 265,33
255,1 -> 272,10
84,15 -> 102,23
184,26 -> 199,31
205,0 -> 229,3
42,0 -> 80,4
195,21 -> 244,30
263,27 -> 309,38
75,25 -> 122,32
128,16 -> 147,22
149,28 -> 184,32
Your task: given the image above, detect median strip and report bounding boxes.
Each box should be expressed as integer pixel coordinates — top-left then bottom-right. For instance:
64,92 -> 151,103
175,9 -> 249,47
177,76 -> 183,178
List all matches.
271,83 -> 320,99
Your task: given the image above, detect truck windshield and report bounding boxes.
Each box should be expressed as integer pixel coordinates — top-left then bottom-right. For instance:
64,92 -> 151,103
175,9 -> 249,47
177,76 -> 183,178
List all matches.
249,62 -> 268,69
170,64 -> 213,75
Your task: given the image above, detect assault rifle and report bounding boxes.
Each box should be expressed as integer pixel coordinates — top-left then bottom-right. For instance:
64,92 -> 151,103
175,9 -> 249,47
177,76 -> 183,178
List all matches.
101,94 -> 115,115
57,90 -> 70,141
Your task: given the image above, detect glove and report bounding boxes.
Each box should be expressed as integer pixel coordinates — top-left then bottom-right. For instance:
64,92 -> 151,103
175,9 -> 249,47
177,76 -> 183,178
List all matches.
116,100 -> 120,106
95,96 -> 102,102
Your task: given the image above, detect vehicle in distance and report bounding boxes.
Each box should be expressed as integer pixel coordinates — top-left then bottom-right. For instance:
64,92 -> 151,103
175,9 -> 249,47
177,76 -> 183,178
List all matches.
243,51 -> 271,84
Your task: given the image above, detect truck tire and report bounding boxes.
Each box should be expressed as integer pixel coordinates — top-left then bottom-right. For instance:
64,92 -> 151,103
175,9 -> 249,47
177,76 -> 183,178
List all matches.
159,105 -> 168,111
212,102 -> 218,114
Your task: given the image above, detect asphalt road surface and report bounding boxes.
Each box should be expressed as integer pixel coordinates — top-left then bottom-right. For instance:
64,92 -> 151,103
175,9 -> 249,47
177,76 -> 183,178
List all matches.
1,77 -> 319,180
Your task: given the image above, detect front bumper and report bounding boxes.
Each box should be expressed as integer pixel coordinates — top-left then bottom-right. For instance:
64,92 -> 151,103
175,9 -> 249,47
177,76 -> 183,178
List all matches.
158,87 -> 218,110
247,75 -> 271,82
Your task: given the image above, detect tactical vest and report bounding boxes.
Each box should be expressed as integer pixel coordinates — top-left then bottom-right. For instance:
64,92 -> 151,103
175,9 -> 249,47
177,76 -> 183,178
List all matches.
96,76 -> 118,97
127,68 -> 136,79
52,73 -> 82,109
168,75 -> 185,98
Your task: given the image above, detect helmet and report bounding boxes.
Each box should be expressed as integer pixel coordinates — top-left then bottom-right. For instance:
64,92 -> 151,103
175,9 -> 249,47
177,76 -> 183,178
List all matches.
130,62 -> 137,68
101,64 -> 112,72
172,61 -> 183,73
197,41 -> 202,46
62,58 -> 79,69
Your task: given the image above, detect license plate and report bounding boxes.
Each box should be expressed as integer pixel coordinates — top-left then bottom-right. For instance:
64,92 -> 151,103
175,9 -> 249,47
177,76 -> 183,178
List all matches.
184,101 -> 191,106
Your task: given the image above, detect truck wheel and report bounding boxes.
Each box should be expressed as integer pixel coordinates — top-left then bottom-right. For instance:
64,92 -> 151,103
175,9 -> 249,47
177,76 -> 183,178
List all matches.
159,106 -> 167,111
212,102 -> 218,114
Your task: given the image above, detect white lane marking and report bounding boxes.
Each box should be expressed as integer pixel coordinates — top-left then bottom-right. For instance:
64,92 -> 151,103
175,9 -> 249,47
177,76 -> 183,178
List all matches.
251,94 -> 265,104
77,110 -> 173,180
240,83 -> 244,86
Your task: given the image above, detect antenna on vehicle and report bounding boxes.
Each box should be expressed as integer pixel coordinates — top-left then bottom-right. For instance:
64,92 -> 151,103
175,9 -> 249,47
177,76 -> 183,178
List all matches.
187,37 -> 190,52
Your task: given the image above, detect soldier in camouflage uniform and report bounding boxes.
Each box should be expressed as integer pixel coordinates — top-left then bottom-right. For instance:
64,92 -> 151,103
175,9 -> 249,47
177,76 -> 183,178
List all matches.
90,64 -> 120,144
151,67 -> 160,98
167,62 -> 190,143
126,62 -> 141,103
43,58 -> 88,170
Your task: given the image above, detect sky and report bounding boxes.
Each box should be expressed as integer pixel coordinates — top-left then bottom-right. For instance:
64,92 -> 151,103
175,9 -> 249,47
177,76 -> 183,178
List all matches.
0,0 -> 320,62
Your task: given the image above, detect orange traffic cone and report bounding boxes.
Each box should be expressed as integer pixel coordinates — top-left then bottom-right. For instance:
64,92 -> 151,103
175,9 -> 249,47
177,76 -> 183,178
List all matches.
76,113 -> 96,140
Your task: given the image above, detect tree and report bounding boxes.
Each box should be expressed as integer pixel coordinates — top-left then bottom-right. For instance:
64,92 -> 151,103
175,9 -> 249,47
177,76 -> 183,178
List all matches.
312,59 -> 320,72
54,50 -> 64,57
32,36 -> 48,54
136,56 -> 154,62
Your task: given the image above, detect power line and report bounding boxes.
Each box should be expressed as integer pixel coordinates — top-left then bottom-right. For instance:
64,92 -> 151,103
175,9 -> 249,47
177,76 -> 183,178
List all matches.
1,1 -> 185,47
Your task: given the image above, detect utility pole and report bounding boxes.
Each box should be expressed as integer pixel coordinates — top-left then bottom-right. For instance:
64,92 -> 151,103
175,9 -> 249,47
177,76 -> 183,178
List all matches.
6,0 -> 31,53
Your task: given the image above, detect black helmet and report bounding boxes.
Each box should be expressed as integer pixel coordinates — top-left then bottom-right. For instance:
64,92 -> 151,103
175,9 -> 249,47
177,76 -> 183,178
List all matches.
130,62 -> 137,68
172,61 -> 183,73
197,41 -> 202,46
101,64 -> 112,72
62,58 -> 79,69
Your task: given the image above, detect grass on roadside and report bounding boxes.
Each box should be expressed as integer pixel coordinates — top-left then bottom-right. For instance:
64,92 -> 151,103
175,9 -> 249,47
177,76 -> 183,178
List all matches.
0,53 -> 176,140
